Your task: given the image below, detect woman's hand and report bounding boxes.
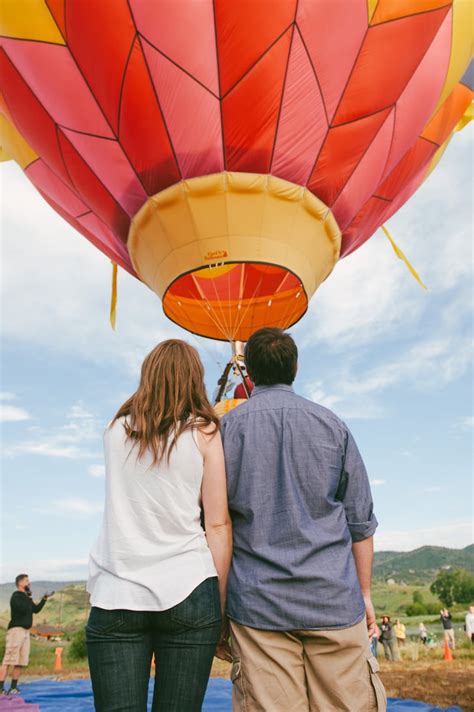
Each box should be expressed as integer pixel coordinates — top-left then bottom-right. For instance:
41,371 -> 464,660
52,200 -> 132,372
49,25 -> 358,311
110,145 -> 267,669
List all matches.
215,617 -> 233,662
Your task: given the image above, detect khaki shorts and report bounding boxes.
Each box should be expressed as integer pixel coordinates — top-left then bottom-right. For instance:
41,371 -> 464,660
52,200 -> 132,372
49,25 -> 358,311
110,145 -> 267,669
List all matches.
230,618 -> 387,711
2,627 -> 30,667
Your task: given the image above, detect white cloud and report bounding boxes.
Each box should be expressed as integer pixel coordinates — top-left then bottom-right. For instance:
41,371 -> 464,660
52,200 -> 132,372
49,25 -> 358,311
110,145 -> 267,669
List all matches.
0,392 -> 17,401
306,331 -> 472,420
375,522 -> 473,552
0,558 -> 89,583
0,404 -> 30,422
0,164 -> 207,375
88,464 -> 105,478
4,400 -> 102,459
370,479 -> 386,487
34,497 -> 103,517
295,127 -> 472,353
423,486 -> 442,493
52,497 -> 103,516
456,416 -> 474,430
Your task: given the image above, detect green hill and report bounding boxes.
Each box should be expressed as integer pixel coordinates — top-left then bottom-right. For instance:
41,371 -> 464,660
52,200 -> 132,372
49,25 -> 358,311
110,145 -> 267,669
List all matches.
0,545 -> 471,629
373,544 -> 474,583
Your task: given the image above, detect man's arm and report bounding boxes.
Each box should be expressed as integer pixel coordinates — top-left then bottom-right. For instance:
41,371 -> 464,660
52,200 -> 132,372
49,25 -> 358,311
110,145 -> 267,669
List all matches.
339,427 -> 378,637
352,536 -> 376,637
32,597 -> 47,614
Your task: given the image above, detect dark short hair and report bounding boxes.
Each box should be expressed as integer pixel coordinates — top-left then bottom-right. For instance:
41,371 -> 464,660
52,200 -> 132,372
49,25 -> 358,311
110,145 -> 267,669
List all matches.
245,328 -> 298,386
15,574 -> 28,587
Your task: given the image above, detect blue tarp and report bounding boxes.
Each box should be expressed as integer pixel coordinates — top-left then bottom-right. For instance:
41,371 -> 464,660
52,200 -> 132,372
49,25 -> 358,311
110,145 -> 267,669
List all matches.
16,679 -> 462,712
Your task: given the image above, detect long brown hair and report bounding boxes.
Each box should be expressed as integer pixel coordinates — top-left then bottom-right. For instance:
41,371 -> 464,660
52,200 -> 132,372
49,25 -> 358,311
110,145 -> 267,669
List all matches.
112,339 -> 219,465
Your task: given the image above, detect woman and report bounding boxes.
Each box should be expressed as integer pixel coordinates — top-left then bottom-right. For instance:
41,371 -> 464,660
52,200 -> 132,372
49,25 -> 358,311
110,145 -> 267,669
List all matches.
394,619 -> 406,647
86,340 -> 232,712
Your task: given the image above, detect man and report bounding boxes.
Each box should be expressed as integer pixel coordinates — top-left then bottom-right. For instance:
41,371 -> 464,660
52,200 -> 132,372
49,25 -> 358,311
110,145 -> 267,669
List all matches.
380,615 -> 400,661
440,608 -> 455,649
465,605 -> 474,644
221,328 -> 386,711
0,574 -> 51,696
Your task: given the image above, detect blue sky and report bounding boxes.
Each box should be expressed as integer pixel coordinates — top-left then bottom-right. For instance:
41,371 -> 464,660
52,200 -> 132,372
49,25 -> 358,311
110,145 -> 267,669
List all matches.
0,127 -> 472,583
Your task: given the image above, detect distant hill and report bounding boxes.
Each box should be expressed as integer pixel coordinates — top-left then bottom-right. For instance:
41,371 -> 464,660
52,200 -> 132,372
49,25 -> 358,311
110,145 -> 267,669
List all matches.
373,544 -> 474,583
0,546 -> 471,619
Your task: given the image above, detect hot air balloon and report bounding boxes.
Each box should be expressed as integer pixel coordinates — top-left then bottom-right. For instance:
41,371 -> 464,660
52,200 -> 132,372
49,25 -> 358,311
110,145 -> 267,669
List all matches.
1,0 -> 472,354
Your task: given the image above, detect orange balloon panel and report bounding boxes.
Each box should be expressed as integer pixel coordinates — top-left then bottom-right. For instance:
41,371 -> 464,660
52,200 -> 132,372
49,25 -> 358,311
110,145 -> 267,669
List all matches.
164,263 -> 306,342
1,0 -> 472,340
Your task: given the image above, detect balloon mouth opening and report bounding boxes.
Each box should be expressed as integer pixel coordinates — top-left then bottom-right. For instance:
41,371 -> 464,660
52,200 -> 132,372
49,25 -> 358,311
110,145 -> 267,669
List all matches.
162,261 -> 308,342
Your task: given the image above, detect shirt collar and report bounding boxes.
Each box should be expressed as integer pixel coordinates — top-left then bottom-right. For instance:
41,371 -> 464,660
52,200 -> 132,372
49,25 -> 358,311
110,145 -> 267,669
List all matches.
251,384 -> 294,397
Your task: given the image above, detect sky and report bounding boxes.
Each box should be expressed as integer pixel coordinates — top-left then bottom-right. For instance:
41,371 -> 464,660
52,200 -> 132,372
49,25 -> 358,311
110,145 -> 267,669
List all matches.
0,126 -> 472,584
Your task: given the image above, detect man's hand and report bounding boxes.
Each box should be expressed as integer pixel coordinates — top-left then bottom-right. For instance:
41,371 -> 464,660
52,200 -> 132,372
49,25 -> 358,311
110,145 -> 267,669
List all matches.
44,591 -> 55,599
363,594 -> 376,638
215,617 -> 233,662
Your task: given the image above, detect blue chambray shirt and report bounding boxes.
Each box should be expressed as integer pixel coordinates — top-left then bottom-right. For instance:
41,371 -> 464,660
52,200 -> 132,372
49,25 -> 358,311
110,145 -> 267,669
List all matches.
221,384 -> 378,631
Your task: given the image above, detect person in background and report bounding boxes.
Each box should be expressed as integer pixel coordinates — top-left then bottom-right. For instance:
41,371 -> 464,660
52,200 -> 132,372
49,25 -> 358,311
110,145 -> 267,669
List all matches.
394,619 -> 406,647
371,622 -> 381,658
380,615 -> 400,661
0,574 -> 52,696
220,328 -> 386,712
440,608 -> 455,649
465,605 -> 474,644
86,340 -> 232,712
419,622 -> 428,645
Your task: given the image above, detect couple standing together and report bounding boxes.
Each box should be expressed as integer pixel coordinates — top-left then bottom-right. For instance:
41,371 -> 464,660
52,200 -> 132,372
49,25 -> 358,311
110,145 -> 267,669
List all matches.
86,328 -> 387,711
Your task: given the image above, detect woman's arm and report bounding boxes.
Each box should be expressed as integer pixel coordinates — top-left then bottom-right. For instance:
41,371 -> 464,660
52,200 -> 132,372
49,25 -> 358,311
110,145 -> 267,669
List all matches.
199,426 -> 232,614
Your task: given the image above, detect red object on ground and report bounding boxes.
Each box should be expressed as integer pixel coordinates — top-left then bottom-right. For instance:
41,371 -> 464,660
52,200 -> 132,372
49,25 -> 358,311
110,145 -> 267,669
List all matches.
234,377 -> 254,400
0,698 -> 40,711
443,638 -> 453,661
54,647 -> 63,672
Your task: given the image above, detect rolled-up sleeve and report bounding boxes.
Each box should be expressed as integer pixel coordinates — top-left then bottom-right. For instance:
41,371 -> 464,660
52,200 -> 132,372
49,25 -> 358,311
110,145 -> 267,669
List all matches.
341,428 -> 378,542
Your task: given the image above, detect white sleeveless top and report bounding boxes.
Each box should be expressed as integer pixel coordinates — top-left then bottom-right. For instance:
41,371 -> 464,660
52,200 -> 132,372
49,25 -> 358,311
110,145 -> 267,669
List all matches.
87,417 -> 217,611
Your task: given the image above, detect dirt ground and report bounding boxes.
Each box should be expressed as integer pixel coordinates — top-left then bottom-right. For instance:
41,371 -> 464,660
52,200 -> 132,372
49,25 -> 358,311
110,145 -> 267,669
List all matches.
211,658 -> 474,711
379,660 -> 474,711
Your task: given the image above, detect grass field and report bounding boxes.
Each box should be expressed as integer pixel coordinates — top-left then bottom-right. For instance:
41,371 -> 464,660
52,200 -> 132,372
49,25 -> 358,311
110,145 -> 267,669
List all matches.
1,629 -> 473,709
1,581 -> 473,710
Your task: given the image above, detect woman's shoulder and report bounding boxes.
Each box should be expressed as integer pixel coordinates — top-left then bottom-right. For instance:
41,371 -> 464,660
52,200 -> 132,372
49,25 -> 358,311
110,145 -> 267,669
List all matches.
104,416 -> 129,439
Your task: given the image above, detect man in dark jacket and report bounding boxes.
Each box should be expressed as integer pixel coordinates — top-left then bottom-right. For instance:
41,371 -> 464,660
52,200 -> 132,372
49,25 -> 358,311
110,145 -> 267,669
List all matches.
0,574 -> 51,696
440,608 -> 455,649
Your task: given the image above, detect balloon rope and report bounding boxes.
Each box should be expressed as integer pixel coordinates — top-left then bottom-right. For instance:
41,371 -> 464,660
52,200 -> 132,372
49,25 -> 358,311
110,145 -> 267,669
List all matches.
381,225 -> 427,290
109,261 -> 118,330
192,273 -> 234,341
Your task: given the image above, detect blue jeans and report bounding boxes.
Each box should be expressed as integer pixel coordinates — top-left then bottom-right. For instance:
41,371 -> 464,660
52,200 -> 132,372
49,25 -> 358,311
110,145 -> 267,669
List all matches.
86,577 -> 221,711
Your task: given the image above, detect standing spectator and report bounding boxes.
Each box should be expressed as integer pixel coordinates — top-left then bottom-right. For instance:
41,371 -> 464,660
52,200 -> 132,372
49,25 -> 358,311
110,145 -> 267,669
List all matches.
380,615 -> 400,661
440,608 -> 455,649
465,605 -> 474,643
371,622 -> 381,658
0,575 -> 51,696
419,622 -> 428,645
394,619 -> 406,647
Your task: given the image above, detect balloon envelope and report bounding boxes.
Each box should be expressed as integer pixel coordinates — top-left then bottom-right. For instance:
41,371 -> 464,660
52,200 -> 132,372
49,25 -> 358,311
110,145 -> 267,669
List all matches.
1,0 -> 472,340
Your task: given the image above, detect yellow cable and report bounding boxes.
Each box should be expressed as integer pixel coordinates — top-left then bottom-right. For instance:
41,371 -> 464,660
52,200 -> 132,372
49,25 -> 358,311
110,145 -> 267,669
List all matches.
110,262 -> 118,330
381,225 -> 427,290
